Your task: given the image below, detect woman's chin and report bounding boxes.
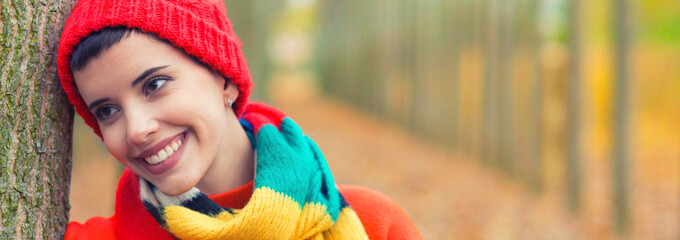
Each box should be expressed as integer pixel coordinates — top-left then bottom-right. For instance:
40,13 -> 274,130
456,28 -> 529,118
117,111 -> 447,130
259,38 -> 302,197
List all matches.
144,172 -> 199,196
155,183 -> 195,196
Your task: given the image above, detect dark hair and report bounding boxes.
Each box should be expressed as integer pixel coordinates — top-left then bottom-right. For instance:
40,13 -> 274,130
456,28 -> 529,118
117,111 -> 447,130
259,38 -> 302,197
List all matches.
69,27 -> 228,88
70,27 -> 140,72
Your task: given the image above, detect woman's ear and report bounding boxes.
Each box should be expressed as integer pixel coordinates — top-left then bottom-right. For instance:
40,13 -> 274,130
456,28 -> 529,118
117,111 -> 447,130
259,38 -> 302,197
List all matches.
211,70 -> 239,108
222,79 -> 240,108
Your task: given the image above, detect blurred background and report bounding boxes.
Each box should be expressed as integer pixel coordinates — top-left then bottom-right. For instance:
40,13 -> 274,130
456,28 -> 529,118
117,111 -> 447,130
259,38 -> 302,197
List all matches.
69,0 -> 679,239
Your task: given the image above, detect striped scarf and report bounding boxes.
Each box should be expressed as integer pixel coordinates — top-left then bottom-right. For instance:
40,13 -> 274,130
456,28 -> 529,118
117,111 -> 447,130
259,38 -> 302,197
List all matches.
139,103 -> 369,239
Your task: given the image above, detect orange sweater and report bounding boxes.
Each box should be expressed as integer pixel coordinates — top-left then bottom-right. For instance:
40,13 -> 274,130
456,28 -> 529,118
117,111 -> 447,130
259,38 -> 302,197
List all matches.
65,170 -> 421,239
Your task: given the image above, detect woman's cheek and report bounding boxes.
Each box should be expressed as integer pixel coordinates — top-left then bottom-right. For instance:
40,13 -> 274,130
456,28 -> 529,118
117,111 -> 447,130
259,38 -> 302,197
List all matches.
102,125 -> 128,164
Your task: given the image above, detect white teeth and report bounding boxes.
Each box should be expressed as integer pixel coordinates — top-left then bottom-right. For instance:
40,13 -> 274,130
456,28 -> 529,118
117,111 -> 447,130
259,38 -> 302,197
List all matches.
157,149 -> 168,161
164,146 -> 174,157
143,138 -> 184,165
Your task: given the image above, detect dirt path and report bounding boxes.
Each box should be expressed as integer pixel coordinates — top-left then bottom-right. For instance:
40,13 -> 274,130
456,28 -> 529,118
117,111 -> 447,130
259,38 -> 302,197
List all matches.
273,97 -> 614,240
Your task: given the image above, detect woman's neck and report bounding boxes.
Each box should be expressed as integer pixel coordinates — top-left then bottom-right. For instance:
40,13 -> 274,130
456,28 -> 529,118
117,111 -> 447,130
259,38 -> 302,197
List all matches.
195,116 -> 255,196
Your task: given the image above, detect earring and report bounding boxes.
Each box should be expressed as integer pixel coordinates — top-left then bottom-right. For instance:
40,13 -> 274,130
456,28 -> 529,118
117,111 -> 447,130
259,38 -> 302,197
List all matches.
227,97 -> 233,107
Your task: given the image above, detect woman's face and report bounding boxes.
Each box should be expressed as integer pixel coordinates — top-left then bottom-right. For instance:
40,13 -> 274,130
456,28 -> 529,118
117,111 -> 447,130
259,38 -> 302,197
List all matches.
74,32 -> 240,196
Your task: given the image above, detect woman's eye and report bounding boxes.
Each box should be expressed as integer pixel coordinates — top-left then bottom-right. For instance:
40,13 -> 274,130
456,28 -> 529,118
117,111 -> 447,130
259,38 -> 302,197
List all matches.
144,77 -> 169,95
96,106 -> 119,121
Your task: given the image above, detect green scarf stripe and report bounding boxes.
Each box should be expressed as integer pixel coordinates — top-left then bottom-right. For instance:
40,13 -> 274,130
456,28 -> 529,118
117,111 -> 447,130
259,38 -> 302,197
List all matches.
254,118 -> 342,221
305,134 -> 342,220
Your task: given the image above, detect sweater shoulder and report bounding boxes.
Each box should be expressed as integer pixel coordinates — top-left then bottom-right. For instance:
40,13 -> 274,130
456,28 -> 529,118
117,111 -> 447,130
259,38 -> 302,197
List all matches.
338,185 -> 422,240
64,216 -> 117,240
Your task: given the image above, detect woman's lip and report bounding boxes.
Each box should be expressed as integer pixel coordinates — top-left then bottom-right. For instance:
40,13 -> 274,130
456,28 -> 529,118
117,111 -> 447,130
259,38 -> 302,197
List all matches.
135,132 -> 186,159
141,132 -> 188,175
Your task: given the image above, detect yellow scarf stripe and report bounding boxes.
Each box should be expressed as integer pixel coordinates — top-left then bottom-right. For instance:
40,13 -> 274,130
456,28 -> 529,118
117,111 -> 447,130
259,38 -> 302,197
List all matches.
164,187 -> 299,239
322,207 -> 369,240
294,202 -> 333,239
163,187 -> 368,240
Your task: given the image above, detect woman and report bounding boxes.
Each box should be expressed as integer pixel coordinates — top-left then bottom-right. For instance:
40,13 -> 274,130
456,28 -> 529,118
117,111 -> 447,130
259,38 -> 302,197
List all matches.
58,0 -> 421,239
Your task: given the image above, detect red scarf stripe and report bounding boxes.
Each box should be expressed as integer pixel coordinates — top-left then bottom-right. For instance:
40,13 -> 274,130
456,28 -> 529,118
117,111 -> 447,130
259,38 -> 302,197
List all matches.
241,102 -> 287,134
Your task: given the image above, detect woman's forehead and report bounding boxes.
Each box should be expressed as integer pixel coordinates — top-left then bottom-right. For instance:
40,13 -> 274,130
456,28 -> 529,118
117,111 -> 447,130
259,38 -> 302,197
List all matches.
72,34 -> 186,98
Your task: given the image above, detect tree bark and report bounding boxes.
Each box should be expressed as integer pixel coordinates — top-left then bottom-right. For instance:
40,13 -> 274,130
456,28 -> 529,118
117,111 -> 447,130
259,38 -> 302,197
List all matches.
0,0 -> 76,239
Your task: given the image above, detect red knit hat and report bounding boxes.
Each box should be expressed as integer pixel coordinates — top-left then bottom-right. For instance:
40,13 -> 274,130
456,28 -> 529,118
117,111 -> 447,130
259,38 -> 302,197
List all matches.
57,0 -> 252,137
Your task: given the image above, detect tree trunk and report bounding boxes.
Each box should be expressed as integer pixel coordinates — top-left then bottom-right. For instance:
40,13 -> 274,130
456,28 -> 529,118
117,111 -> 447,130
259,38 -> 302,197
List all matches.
497,0 -> 515,177
0,0 -> 76,238
482,0 -> 498,166
612,0 -> 631,234
566,0 -> 583,212
527,0 -> 544,193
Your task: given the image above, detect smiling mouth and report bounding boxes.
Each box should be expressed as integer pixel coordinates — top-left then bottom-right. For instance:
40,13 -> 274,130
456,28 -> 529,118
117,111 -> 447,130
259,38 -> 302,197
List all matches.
136,132 -> 186,165
144,138 -> 184,165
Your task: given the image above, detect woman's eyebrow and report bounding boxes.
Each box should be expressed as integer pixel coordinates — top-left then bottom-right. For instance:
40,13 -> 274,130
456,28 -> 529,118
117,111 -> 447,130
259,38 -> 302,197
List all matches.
88,98 -> 110,111
131,65 -> 169,87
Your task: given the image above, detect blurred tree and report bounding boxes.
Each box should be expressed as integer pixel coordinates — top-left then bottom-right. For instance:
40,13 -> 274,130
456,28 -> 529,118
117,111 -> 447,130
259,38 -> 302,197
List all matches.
527,0 -> 544,193
498,0 -> 516,176
0,0 -> 76,238
482,0 -> 499,167
612,0 -> 631,234
566,0 -> 583,212
445,0 -> 461,148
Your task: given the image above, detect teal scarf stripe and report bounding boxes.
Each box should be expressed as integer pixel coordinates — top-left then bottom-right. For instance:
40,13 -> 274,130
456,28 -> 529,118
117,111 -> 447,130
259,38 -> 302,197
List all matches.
251,117 -> 342,221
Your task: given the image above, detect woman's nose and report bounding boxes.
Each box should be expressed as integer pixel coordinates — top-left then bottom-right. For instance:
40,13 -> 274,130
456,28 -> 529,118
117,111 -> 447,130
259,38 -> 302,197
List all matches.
126,106 -> 160,145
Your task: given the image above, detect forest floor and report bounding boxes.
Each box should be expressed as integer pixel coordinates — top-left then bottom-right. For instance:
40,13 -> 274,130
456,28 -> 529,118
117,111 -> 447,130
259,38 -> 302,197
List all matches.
69,96 -> 678,240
